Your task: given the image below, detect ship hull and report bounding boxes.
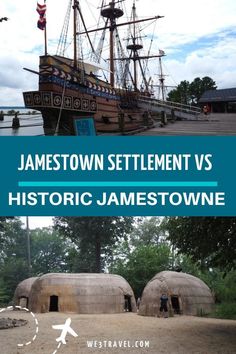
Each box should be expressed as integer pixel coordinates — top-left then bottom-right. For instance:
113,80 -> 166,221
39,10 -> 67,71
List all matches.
23,88 -> 153,135
23,90 -> 98,135
23,55 -> 154,135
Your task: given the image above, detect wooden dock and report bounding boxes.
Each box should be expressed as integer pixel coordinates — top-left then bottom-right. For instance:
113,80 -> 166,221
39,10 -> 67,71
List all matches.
136,113 -> 236,136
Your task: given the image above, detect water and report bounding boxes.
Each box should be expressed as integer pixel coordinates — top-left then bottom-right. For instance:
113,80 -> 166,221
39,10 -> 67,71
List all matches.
0,108 -> 44,136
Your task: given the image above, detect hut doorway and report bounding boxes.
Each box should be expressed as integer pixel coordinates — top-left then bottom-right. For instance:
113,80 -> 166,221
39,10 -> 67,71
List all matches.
124,295 -> 132,312
171,295 -> 181,314
49,295 -> 59,312
19,296 -> 28,308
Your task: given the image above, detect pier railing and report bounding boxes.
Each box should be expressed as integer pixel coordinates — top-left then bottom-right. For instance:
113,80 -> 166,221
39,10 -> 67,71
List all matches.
137,96 -> 201,120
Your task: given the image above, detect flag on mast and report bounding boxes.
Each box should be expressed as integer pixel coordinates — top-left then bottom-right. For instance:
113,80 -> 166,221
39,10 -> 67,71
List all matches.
37,1 -> 46,30
159,49 -> 165,56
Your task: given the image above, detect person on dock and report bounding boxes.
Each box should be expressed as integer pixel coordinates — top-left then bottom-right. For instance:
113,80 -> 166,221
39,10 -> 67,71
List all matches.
203,105 -> 208,116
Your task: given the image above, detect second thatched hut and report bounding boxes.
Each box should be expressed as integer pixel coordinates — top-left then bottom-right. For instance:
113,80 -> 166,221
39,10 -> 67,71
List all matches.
139,271 -> 214,316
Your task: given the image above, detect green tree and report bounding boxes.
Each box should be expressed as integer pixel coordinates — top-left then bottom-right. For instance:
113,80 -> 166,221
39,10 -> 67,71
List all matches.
190,76 -> 217,103
129,217 -> 164,247
173,254 -> 202,276
0,217 -> 14,241
0,221 -> 73,302
0,218 -> 28,262
0,278 -> 9,305
163,217 -> 236,270
112,244 -> 172,297
200,268 -> 236,303
0,219 -> 30,302
54,217 -> 134,273
66,247 -> 100,273
168,80 -> 190,104
30,227 -> 70,275
1,258 -> 28,302
167,77 -> 217,105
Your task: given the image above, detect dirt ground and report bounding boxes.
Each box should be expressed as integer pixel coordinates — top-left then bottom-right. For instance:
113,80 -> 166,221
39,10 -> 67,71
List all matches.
0,311 -> 235,354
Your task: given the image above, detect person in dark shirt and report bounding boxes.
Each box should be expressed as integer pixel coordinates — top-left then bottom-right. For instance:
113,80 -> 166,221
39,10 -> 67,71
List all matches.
160,293 -> 169,318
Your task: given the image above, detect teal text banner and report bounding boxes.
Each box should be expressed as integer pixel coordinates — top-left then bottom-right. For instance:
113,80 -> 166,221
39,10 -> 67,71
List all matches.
0,136 -> 235,216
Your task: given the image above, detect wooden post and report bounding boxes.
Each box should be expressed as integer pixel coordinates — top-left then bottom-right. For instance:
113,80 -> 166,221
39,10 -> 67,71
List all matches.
26,216 -> 31,276
12,112 -> 20,128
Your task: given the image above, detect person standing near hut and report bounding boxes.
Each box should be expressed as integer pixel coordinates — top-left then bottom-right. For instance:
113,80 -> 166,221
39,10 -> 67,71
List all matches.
159,293 -> 169,318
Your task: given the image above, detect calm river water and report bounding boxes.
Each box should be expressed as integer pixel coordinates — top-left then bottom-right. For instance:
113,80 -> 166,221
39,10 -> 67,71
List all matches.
0,108 -> 44,136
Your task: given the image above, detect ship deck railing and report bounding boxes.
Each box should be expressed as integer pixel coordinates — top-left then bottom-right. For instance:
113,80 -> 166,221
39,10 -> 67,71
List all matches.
137,95 -> 201,119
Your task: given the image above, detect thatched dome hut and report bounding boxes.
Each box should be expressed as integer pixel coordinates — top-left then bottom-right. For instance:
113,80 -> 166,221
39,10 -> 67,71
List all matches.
28,273 -> 136,314
139,271 -> 214,316
13,277 -> 38,308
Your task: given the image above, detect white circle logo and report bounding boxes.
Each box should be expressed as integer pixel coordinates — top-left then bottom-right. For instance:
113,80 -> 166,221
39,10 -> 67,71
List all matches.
0,305 -> 39,347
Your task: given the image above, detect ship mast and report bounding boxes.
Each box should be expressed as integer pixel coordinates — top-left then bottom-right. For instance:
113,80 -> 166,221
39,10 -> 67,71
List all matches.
101,1 -> 124,86
78,1 -> 164,87
159,56 -> 165,101
126,1 -> 143,91
153,52 -> 176,100
73,0 -> 78,68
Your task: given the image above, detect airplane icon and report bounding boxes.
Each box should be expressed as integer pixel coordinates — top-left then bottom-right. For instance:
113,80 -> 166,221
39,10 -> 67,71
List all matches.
52,318 -> 78,345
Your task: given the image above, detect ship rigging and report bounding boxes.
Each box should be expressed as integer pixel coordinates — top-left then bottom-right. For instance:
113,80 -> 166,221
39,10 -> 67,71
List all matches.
23,1 -> 200,135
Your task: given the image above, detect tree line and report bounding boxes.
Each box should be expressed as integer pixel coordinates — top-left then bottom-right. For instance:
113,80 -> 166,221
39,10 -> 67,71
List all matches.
0,216 -> 235,319
167,76 -> 217,105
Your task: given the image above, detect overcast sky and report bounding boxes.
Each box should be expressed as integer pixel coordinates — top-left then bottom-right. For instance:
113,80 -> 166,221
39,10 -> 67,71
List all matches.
1,0 -> 236,106
21,216 -> 53,229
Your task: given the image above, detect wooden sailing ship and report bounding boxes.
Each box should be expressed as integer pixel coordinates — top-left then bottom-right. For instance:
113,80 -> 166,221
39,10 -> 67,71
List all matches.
23,0 -> 165,135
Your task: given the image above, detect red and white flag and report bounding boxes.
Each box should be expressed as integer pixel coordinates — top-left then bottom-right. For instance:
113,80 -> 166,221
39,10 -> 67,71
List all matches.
37,1 -> 46,30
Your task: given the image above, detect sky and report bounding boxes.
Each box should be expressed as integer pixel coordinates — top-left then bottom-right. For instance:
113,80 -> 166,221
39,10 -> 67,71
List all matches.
20,216 -> 53,229
0,0 -> 236,106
